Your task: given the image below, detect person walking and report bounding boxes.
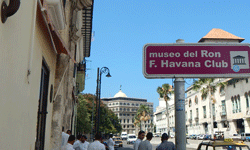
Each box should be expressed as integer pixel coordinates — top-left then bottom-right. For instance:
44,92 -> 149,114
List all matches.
133,131 -> 145,150
138,132 -> 153,150
73,135 -> 83,150
62,127 -> 70,149
107,134 -> 115,150
81,135 -> 89,150
88,132 -> 106,150
63,135 -> 76,150
156,133 -> 175,150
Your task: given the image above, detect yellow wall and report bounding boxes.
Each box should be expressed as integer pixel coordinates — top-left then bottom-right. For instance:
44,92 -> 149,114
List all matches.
0,0 -> 57,149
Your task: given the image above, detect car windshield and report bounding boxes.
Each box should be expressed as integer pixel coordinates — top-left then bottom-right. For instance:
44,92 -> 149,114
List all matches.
246,134 -> 250,136
129,136 -> 136,138
121,134 -> 126,136
213,145 -> 249,150
114,138 -> 121,140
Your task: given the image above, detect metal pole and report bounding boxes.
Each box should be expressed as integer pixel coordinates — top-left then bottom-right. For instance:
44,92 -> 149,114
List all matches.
95,68 -> 100,134
175,39 -> 186,150
97,71 -> 102,133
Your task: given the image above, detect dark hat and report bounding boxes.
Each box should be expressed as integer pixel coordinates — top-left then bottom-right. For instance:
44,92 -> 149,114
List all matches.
162,133 -> 169,139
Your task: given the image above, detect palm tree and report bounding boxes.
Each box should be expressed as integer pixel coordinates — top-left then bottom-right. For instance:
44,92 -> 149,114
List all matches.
157,83 -> 173,136
134,104 -> 151,131
193,78 -> 217,138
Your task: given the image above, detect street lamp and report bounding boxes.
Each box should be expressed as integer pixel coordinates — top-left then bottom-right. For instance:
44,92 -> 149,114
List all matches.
95,67 -> 111,134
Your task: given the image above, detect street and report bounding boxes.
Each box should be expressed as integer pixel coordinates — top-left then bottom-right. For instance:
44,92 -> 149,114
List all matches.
113,137 -> 250,150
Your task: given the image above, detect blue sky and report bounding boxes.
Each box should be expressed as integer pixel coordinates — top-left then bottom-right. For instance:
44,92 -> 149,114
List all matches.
83,0 -> 250,111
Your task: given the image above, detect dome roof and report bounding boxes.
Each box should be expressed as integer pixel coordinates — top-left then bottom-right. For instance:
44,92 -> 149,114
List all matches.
114,90 -> 127,98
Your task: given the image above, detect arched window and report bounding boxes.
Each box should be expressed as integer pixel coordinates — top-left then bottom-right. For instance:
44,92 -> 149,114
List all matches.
237,95 -> 241,112
195,96 -> 198,104
220,86 -> 225,95
189,99 -> 192,107
231,96 -> 235,113
234,96 -> 238,113
245,92 -> 249,108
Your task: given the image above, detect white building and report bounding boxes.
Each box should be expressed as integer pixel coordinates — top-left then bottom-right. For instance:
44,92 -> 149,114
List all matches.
102,90 -> 154,134
154,95 -> 175,135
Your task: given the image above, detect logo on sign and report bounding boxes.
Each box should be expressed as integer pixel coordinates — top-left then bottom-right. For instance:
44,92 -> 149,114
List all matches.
230,51 -> 249,72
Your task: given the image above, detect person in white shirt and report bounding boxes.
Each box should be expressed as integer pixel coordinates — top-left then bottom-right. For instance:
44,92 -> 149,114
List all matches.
61,127 -> 70,149
81,135 -> 89,150
138,132 -> 153,150
107,134 -> 115,150
88,132 -> 105,150
133,130 -> 145,150
63,135 -> 75,150
73,135 -> 83,150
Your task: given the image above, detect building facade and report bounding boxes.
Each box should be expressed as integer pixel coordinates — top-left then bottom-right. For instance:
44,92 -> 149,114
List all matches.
154,96 -> 175,136
0,0 -> 93,149
102,90 -> 154,134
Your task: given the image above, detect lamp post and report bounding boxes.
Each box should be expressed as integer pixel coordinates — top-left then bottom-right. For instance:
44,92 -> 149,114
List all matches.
95,67 -> 111,134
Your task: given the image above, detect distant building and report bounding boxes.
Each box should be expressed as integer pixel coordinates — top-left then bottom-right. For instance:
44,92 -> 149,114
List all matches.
154,95 -> 175,135
102,90 -> 154,134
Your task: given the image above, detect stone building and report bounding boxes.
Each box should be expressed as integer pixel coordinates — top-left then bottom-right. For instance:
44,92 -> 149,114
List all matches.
102,90 -> 154,134
0,0 -> 94,149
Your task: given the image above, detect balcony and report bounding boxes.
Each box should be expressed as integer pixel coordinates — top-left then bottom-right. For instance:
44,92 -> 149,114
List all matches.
195,117 -> 199,122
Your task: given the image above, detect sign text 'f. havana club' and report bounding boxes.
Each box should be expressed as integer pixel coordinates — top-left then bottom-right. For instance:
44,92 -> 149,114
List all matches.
143,43 -> 250,78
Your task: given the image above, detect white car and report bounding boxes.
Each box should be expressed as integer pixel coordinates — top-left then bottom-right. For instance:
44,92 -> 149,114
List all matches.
231,134 -> 241,140
127,134 -> 137,144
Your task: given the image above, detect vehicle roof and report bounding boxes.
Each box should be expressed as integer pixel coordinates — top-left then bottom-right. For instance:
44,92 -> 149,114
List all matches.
201,141 -> 248,146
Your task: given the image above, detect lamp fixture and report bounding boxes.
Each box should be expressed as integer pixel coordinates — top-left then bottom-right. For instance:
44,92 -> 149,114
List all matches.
1,0 -> 21,23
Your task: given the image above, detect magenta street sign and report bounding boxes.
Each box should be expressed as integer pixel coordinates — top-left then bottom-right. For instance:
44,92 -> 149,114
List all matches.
143,43 -> 250,78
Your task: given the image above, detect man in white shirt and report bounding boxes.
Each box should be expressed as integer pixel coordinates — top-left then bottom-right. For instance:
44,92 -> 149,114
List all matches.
61,127 -> 70,149
88,132 -> 105,150
73,135 -> 83,150
138,132 -> 153,150
133,131 -> 145,150
107,134 -> 115,150
81,135 -> 89,150
63,135 -> 75,150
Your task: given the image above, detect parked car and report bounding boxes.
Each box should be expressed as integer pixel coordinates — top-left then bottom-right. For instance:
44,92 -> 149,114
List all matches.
113,137 -> 123,148
127,134 -> 137,144
230,133 -> 241,140
241,133 -> 250,141
197,134 -> 206,140
197,139 -> 250,150
191,134 -> 197,139
203,134 -> 211,140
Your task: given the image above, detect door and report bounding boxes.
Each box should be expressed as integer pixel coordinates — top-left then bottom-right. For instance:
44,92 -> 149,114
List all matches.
35,61 -> 50,150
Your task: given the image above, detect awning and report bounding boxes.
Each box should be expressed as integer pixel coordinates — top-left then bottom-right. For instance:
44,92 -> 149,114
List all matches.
37,1 -> 75,62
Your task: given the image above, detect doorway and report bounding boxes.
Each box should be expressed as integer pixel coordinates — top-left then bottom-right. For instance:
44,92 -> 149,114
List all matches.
35,60 -> 50,150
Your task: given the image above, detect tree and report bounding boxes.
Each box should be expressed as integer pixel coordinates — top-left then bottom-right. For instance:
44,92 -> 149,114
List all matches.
134,104 -> 151,131
157,83 -> 173,136
76,93 -> 122,135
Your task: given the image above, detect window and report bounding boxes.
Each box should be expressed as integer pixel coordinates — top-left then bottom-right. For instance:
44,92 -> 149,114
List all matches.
212,104 -> 215,117
220,86 -> 225,95
196,108 -> 198,118
132,125 -> 134,128
124,103 -> 126,105
237,95 -> 241,112
127,108 -> 130,111
190,110 -> 192,120
113,103 -> 115,105
203,106 -> 206,118
132,119 -> 134,123
123,114 -> 126,116
127,103 -> 130,105
127,119 -> 129,123
124,125 -> 126,128
132,114 -> 134,116
189,99 -> 192,107
116,108 -> 118,111
232,96 -> 235,113
116,102 -> 118,105
221,100 -> 226,115
136,104 -> 139,106
195,96 -> 198,104
127,125 -> 129,128
124,119 -> 125,123
246,78 -> 249,83
120,108 -> 122,111
120,103 -> 122,105
132,103 -> 134,106
124,108 -> 126,111
245,92 -> 250,108
127,114 -> 130,116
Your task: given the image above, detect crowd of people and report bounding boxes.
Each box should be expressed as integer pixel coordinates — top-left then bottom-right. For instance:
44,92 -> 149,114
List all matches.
61,127 -> 175,150
134,131 -> 175,150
